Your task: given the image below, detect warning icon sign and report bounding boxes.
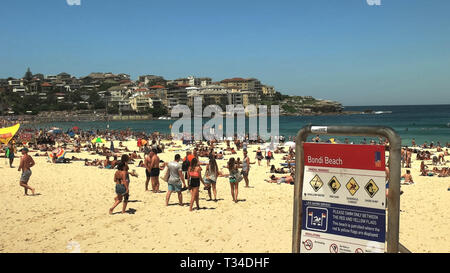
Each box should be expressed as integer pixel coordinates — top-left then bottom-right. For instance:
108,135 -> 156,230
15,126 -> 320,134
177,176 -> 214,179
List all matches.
364,179 -> 379,198
328,176 -> 341,194
346,177 -> 359,196
309,175 -> 323,192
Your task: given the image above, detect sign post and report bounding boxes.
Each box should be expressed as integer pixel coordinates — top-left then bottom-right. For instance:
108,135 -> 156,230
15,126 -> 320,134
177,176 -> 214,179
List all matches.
292,125 -> 401,253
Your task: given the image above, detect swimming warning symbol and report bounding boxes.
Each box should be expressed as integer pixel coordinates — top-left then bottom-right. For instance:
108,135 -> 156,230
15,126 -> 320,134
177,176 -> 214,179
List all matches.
309,175 -> 323,192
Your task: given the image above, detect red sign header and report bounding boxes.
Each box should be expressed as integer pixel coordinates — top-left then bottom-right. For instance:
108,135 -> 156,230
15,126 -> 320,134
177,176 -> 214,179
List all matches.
303,143 -> 385,171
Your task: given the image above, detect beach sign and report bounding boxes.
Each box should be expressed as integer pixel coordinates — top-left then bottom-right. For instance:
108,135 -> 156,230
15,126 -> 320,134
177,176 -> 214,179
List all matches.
0,123 -> 20,144
299,143 -> 386,253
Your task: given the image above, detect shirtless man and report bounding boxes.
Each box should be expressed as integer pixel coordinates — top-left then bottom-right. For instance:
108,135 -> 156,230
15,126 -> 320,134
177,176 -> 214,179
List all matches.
149,148 -> 163,193
18,148 -> 36,195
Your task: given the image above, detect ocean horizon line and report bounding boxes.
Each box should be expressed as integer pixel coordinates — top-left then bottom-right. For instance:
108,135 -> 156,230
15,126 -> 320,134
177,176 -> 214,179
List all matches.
343,103 -> 450,107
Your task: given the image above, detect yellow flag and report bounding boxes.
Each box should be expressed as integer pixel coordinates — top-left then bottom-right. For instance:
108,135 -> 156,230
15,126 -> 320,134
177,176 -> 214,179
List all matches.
0,123 -> 20,144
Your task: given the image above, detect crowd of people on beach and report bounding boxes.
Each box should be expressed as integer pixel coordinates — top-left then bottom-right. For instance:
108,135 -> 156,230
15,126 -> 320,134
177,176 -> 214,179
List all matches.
2,126 -> 449,214
1,127 -> 296,213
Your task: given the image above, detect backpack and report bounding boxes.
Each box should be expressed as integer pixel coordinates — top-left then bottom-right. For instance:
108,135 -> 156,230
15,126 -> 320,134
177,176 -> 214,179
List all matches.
182,159 -> 190,172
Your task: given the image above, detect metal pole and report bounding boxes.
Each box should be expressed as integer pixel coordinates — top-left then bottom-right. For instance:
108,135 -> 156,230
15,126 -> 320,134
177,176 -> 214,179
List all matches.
292,125 -> 401,253
292,125 -> 310,253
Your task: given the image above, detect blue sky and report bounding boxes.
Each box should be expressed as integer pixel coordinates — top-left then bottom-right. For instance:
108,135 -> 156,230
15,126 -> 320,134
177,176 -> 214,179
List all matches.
1,0 -> 449,106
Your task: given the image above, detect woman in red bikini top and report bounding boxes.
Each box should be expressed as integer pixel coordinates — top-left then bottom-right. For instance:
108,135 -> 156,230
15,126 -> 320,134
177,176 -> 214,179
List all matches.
187,158 -> 203,211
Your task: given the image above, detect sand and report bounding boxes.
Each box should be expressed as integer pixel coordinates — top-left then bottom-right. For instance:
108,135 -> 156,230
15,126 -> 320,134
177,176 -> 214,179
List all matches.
0,140 -> 448,253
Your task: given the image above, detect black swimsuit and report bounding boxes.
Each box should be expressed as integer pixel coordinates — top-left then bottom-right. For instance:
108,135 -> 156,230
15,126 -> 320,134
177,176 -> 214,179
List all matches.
190,177 -> 200,188
257,151 -> 263,160
150,168 -> 160,177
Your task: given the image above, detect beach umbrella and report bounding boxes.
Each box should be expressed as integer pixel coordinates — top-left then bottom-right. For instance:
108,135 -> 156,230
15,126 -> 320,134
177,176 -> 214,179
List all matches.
72,126 -> 80,131
284,141 -> 296,149
49,148 -> 66,159
91,137 -> 105,143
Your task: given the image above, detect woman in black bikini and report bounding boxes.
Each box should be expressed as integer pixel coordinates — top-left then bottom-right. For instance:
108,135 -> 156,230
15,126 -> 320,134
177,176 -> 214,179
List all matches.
256,147 -> 263,166
109,162 -> 129,214
187,158 -> 203,211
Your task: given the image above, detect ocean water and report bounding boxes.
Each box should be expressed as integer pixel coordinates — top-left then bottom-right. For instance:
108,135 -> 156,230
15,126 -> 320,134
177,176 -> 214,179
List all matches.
28,105 -> 450,146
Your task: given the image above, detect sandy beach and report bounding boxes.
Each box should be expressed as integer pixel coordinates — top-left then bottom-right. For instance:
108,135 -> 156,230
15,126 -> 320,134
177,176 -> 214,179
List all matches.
0,140 -> 449,253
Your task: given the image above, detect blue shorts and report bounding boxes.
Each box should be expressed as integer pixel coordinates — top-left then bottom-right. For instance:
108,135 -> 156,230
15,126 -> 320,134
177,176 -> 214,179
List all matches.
168,183 -> 182,192
204,178 -> 216,184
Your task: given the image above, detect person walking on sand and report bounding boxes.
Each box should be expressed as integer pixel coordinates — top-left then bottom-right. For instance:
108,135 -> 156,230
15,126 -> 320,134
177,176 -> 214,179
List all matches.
166,154 -> 186,206
204,157 -> 221,201
7,142 -> 16,168
120,153 -> 137,187
227,157 -> 241,203
265,148 -> 273,167
109,162 -> 129,214
187,158 -> 203,211
256,147 -> 263,166
18,148 -> 35,195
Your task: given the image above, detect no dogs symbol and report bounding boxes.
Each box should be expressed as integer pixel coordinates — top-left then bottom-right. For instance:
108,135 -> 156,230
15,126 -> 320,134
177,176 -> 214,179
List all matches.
303,239 -> 313,251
